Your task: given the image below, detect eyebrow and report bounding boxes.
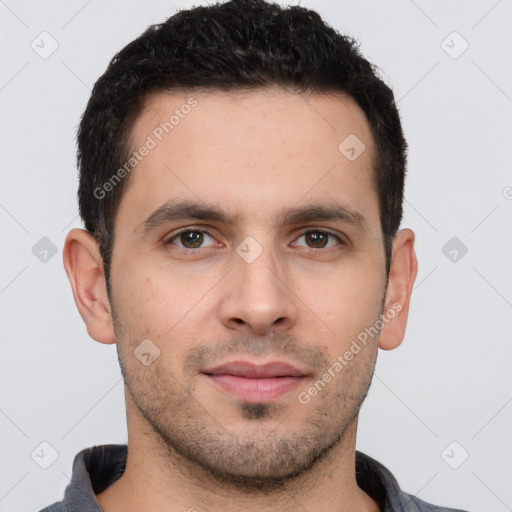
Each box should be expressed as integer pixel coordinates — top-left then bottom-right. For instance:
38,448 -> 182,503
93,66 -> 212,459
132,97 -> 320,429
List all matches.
142,198 -> 369,234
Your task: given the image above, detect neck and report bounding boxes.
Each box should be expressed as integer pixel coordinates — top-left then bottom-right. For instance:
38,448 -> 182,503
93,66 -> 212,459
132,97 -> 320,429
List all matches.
96,394 -> 380,512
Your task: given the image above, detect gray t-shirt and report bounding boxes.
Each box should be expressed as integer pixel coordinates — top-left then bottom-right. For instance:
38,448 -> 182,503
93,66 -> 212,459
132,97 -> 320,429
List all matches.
37,444 -> 469,511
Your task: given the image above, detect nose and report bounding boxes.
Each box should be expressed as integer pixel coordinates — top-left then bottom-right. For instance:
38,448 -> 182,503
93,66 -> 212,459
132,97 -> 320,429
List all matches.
218,243 -> 298,335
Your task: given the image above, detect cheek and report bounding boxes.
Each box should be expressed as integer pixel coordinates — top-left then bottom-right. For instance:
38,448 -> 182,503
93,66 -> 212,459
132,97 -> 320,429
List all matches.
297,264 -> 384,351
112,253 -> 197,317
110,257 -> 171,345
110,255 -> 219,357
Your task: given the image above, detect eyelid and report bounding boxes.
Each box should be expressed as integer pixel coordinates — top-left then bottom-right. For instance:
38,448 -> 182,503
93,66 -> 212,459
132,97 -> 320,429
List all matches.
292,228 -> 345,248
163,226 -> 347,251
163,227 -> 219,248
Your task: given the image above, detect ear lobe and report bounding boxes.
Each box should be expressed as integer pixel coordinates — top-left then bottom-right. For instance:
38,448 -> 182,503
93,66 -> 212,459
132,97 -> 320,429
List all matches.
62,228 -> 115,344
378,228 -> 418,351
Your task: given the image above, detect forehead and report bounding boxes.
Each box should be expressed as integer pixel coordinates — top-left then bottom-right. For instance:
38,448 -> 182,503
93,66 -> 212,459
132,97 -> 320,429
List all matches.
115,87 -> 379,234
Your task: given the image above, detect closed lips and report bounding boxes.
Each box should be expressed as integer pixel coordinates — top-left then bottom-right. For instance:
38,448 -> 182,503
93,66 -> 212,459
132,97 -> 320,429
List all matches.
202,361 -> 307,378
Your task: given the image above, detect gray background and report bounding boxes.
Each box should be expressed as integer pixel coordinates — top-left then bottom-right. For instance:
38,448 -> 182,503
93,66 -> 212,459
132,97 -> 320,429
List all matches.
1,1 -> 511,511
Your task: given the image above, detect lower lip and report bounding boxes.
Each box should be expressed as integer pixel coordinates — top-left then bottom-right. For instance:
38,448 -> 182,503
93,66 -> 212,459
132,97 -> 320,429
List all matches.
205,374 -> 306,403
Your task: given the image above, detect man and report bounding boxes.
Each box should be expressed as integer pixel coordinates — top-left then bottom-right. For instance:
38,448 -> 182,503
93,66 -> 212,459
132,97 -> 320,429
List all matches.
39,0 -> 468,510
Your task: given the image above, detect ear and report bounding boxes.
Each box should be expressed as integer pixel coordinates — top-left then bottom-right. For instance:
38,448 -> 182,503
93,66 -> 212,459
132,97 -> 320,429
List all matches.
378,228 -> 418,351
62,228 -> 115,344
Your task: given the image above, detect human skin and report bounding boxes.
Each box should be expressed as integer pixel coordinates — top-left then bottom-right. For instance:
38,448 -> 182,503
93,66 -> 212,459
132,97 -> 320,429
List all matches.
63,87 -> 418,512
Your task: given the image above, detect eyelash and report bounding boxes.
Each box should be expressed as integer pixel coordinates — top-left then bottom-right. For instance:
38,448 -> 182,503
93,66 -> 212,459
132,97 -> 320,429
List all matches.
163,228 -> 345,253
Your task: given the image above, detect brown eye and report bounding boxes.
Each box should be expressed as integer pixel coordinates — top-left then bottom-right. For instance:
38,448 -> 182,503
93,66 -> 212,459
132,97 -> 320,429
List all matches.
294,230 -> 341,250
305,231 -> 328,248
165,230 -> 215,249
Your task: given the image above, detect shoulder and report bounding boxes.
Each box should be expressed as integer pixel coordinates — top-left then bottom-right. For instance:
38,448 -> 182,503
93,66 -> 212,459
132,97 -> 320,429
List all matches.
403,492 -> 470,511
35,444 -> 127,512
355,451 -> 470,512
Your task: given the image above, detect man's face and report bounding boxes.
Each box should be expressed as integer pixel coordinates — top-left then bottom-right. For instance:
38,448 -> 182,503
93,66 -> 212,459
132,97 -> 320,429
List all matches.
109,88 -> 388,486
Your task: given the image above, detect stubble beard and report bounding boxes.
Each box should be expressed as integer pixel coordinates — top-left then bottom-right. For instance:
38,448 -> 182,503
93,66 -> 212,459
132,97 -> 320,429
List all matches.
114,323 -> 379,492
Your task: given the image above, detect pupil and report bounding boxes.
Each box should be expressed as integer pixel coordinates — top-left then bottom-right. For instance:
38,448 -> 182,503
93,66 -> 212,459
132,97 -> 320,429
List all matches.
307,232 -> 327,248
183,231 -> 203,248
